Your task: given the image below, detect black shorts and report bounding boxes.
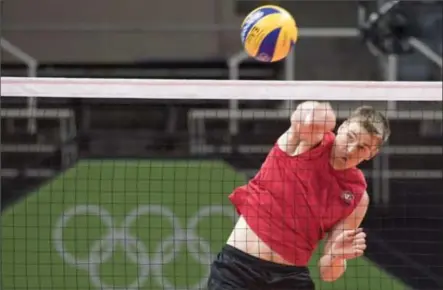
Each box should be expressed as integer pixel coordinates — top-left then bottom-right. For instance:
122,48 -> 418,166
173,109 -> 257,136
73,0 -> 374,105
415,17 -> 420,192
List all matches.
207,245 -> 315,290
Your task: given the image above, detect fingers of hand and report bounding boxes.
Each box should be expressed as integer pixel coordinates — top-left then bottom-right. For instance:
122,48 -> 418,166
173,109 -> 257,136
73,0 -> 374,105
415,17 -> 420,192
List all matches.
341,242 -> 366,260
354,236 -> 366,245
291,102 -> 336,139
343,228 -> 364,238
311,103 -> 336,127
292,102 -> 333,123
351,249 -> 365,259
334,229 -> 367,259
353,239 -> 367,251
349,232 -> 367,258
291,103 -> 314,125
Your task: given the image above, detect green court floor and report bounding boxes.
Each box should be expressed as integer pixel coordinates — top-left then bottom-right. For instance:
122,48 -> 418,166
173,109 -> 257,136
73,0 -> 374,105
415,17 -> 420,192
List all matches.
2,160 -> 406,290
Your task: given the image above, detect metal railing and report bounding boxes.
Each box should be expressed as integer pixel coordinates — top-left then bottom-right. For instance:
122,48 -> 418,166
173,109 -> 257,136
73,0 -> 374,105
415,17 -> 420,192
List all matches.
0,38 -> 39,134
1,22 -> 441,208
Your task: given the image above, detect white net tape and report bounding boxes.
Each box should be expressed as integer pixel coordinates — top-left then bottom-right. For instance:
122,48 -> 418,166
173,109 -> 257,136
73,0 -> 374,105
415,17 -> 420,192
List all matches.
1,77 -> 442,101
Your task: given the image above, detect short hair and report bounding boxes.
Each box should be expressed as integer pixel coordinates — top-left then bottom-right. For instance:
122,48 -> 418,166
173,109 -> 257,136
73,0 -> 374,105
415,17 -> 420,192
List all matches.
347,106 -> 391,144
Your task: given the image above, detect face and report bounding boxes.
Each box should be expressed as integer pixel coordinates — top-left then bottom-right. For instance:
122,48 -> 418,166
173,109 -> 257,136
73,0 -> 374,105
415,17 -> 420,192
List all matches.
331,121 -> 382,170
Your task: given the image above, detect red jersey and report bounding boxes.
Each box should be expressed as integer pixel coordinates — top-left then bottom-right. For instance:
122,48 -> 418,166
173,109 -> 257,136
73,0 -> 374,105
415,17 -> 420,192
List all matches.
229,132 -> 367,266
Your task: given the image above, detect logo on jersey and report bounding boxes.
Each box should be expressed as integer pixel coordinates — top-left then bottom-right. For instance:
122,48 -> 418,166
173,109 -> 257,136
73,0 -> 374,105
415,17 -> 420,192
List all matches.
341,191 -> 354,205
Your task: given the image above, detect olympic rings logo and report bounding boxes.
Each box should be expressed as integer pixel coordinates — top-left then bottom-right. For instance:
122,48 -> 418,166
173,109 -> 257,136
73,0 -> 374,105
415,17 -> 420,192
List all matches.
52,204 -> 237,290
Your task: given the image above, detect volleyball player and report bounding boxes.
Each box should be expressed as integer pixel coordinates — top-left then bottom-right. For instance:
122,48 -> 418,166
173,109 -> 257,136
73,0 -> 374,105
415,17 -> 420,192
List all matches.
207,101 -> 390,290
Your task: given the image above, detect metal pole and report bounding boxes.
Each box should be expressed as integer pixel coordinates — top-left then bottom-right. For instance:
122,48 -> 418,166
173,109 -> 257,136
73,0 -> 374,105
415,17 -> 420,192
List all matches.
0,38 -> 38,134
373,1 -> 394,206
284,48 -> 295,81
281,48 -> 295,110
381,54 -> 397,205
357,2 -> 368,27
372,154 -> 382,205
27,63 -> 38,134
227,51 -> 248,135
409,37 -> 443,69
386,55 -> 398,111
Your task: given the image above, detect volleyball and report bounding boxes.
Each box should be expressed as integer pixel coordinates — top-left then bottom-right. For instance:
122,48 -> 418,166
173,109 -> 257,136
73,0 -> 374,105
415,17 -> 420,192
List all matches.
241,5 -> 298,62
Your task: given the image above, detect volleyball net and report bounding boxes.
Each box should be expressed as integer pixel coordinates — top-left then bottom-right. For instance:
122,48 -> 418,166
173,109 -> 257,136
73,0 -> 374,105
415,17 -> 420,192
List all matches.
1,77 -> 442,290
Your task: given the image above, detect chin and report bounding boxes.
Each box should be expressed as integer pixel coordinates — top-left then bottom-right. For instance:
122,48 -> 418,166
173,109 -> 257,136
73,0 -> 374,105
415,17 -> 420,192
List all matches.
331,164 -> 346,170
331,160 -> 351,170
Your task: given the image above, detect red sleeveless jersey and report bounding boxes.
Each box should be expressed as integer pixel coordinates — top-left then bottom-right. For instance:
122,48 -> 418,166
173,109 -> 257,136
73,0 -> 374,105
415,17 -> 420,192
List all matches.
229,132 -> 367,266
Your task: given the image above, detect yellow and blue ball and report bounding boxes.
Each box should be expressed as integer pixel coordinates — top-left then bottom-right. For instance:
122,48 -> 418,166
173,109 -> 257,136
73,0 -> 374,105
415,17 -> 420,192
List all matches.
241,5 -> 298,62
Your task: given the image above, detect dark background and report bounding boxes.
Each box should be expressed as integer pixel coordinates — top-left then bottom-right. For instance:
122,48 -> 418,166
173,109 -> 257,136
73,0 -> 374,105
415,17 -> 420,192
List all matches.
1,1 -> 442,289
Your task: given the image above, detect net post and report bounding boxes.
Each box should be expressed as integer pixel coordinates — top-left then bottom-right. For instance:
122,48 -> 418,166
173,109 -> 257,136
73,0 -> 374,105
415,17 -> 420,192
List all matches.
227,51 -> 249,136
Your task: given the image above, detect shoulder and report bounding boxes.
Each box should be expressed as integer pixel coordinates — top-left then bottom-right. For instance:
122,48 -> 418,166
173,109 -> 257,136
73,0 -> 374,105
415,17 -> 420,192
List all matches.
335,168 -> 367,212
330,191 -> 369,235
340,167 -> 367,193
352,168 -> 367,186
347,173 -> 368,214
359,191 -> 370,207
352,169 -> 368,192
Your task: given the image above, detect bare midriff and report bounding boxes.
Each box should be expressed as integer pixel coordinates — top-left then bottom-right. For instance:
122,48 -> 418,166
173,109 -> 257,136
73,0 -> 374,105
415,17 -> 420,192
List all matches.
226,216 -> 296,266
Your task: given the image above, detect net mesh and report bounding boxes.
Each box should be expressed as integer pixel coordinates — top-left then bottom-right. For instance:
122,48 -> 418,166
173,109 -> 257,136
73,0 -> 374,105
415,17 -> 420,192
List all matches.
1,77 -> 442,290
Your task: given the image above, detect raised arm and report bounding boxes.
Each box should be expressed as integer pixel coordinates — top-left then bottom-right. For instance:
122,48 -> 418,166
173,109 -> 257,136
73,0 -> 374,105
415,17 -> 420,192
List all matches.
318,192 -> 370,282
277,101 -> 336,155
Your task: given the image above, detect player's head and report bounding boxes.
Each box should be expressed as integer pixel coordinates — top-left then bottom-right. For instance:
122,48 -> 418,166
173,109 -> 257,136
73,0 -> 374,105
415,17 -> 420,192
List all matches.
331,106 -> 390,170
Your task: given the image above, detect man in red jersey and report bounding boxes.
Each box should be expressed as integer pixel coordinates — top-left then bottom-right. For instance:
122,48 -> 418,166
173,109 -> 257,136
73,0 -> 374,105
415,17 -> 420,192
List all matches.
207,101 -> 390,290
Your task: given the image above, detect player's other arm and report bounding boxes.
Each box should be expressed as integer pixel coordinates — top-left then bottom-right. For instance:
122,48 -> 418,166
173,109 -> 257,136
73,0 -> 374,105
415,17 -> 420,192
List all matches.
277,101 -> 336,155
318,192 -> 370,282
